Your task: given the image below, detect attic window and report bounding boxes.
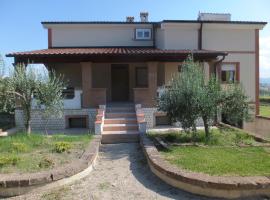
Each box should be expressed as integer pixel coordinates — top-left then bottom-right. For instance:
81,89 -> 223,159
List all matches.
135,29 -> 151,40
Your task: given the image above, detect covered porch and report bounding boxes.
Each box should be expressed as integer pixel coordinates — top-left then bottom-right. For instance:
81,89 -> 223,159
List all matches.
8,47 -> 227,109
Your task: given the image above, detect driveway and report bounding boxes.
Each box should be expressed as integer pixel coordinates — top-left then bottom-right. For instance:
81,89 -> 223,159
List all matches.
8,143 -> 266,200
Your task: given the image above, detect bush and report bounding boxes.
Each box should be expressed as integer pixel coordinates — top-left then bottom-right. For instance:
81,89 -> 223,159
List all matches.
260,97 -> 270,104
53,142 -> 71,153
164,134 -> 177,142
11,142 -> 28,153
0,156 -> 20,167
39,157 -> 54,168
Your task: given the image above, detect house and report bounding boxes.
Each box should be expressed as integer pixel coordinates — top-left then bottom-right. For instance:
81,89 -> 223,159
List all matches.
7,12 -> 267,138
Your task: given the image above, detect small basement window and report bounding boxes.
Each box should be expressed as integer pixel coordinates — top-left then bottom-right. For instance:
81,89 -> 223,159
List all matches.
135,28 -> 151,40
66,116 -> 88,128
156,115 -> 171,126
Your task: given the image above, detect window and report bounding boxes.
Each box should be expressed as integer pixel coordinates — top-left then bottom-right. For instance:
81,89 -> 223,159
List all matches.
220,63 -> 239,83
136,67 -> 148,87
135,29 -> 151,40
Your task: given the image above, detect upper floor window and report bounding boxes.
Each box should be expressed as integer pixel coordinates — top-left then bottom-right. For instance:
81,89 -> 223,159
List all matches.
220,63 -> 239,83
135,29 -> 151,40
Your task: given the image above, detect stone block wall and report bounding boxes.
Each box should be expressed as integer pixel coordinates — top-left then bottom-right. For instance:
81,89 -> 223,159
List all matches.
15,109 -> 97,131
142,107 -> 158,128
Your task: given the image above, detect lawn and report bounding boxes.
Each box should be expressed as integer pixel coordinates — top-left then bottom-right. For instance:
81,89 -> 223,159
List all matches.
260,105 -> 270,117
148,127 -> 270,176
0,133 -> 92,173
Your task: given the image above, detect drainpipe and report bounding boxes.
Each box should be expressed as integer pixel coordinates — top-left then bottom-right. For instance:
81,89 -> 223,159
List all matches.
152,23 -> 156,48
213,54 -> 226,77
198,22 -> 203,50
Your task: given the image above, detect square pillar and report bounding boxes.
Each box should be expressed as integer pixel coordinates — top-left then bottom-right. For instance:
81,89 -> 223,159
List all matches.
147,62 -> 158,106
81,62 -> 92,108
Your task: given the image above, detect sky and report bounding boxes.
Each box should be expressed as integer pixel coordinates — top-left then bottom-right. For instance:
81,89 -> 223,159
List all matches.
0,0 -> 270,78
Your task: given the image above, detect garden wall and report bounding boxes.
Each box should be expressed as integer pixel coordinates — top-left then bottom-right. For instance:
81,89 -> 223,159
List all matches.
140,134 -> 270,199
0,135 -> 101,197
15,109 -> 96,131
244,116 -> 270,140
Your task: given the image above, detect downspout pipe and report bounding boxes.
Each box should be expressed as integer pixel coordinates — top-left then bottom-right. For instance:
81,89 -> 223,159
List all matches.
198,22 -> 203,50
213,54 -> 226,77
152,23 -> 156,48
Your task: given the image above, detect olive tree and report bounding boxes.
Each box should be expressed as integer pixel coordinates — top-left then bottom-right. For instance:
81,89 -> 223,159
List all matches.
0,55 -> 15,114
158,56 -> 251,140
0,64 -> 66,134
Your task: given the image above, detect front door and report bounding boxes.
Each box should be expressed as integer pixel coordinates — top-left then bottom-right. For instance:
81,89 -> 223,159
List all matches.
111,64 -> 129,101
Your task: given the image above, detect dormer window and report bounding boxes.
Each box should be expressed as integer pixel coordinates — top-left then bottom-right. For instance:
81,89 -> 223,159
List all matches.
135,28 -> 151,40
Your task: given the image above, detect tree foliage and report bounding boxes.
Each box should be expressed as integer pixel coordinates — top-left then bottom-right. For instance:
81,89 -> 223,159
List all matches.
0,55 -> 15,114
0,64 -> 66,134
158,56 -> 251,140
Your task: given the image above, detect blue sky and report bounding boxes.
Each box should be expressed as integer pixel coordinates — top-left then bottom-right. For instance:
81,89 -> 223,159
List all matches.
1,0 -> 270,77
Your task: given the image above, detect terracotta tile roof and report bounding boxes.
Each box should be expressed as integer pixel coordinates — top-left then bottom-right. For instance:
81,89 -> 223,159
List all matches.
6,47 -> 227,57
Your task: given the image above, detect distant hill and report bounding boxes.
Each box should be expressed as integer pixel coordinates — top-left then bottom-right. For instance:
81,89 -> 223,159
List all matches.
260,78 -> 270,85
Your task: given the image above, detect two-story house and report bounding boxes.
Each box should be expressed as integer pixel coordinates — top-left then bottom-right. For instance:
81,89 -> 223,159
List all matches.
7,12 -> 267,141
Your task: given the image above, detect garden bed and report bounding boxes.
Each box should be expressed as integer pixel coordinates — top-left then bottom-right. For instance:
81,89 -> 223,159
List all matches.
143,126 -> 270,198
0,133 -> 100,197
148,126 -> 270,176
0,133 -> 92,173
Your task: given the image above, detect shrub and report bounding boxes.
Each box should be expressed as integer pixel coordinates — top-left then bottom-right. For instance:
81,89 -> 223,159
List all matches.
39,157 -> 54,168
0,156 -> 20,167
164,134 -> 177,142
11,142 -> 28,152
53,142 -> 72,153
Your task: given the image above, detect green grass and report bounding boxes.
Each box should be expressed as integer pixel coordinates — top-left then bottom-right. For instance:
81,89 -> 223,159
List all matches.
260,105 -> 270,117
149,127 -> 270,176
162,146 -> 270,176
0,133 -> 92,173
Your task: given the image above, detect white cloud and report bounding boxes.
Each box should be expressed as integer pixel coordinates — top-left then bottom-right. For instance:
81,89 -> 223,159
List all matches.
260,36 -> 270,78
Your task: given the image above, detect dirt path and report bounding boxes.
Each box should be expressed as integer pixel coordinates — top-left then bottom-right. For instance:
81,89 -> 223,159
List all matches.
7,143 -> 266,200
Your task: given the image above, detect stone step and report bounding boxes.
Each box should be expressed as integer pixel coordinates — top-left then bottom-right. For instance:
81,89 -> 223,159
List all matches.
105,112 -> 136,118
103,124 -> 138,131
104,118 -> 137,124
101,131 -> 139,144
106,107 -> 135,113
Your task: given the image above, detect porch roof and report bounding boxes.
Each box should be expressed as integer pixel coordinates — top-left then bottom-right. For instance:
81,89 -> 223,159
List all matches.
7,47 -> 227,63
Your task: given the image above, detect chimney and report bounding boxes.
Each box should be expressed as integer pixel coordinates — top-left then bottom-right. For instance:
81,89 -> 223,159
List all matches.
198,12 -> 231,21
140,12 -> 149,22
126,16 -> 135,22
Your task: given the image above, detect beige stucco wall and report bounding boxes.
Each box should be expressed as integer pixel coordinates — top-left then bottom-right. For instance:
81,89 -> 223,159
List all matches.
222,54 -> 256,101
160,23 -> 199,50
155,28 -> 165,49
202,25 -> 256,51
51,24 -> 153,47
50,63 -> 82,88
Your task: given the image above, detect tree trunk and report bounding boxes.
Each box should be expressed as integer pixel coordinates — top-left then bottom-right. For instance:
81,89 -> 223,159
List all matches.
24,106 -> 31,135
202,116 -> 210,140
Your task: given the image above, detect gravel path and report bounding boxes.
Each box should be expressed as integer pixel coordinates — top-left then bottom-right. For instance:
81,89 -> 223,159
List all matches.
7,143 -> 267,200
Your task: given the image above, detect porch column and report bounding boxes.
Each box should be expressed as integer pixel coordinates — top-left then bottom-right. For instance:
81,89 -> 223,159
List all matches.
81,62 -> 92,108
147,62 -> 158,106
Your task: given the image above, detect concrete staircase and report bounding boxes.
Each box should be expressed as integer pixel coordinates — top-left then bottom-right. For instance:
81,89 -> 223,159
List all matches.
101,103 -> 140,144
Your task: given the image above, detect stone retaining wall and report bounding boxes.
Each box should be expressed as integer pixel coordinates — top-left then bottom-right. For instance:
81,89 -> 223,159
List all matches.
15,109 -> 97,131
244,116 -> 270,140
140,134 -> 270,199
0,135 -> 101,198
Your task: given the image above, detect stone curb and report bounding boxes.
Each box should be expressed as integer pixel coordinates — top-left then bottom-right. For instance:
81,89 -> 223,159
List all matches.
0,135 -> 101,197
140,134 -> 270,199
